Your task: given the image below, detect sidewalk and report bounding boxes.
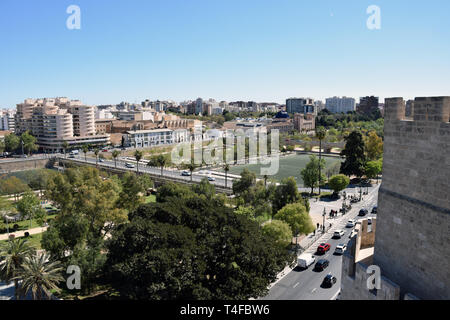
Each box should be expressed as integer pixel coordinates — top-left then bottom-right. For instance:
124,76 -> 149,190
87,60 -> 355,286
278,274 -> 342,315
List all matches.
0,226 -> 48,241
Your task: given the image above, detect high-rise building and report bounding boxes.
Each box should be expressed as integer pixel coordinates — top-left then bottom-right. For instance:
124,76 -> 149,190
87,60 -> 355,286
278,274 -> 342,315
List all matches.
341,96 -> 450,300
286,98 -> 316,114
15,98 -> 109,151
325,96 -> 356,113
0,109 -> 16,132
195,98 -> 203,115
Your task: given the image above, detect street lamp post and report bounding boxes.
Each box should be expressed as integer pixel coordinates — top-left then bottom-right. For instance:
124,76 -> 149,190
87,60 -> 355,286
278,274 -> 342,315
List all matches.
322,207 -> 326,233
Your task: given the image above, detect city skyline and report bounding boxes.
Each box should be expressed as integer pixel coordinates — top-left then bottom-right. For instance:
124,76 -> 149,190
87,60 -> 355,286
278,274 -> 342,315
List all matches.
1,0 -> 450,107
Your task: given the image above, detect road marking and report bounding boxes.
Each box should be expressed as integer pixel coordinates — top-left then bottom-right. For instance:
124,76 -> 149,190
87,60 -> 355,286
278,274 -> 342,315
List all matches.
293,282 -> 299,288
311,288 -> 317,294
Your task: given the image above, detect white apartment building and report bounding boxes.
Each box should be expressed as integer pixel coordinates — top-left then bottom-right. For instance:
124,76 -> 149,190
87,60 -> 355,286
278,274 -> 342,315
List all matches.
124,128 -> 189,148
15,98 -> 110,151
325,96 -> 356,113
0,109 -> 16,131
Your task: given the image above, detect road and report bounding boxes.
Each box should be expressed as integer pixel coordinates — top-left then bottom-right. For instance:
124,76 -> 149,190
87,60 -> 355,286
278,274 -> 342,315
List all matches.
260,186 -> 379,300
63,154 -> 234,189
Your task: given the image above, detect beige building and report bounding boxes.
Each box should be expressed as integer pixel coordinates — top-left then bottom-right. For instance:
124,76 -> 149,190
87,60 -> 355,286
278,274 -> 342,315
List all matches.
341,96 -> 450,300
293,113 -> 315,132
15,98 -> 109,151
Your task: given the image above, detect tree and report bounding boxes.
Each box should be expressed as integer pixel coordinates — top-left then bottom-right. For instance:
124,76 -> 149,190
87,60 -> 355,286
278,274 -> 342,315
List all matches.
16,190 -> 40,229
340,131 -> 366,179
315,126 -> 327,195
0,139 -> 5,154
82,145 -> 89,162
15,252 -> 64,300
224,164 -> 230,188
300,155 -> 326,195
4,133 -> 20,153
232,169 -> 256,196
273,202 -> 314,238
134,150 -> 143,174
21,131 -> 38,155
364,131 -> 383,161
148,154 -> 171,176
94,148 -> 100,167
112,150 -> 120,168
117,172 -> 146,213
0,238 -> 34,299
328,174 -> 350,196
365,159 -> 382,182
271,177 -> 301,214
187,161 -> 196,182
62,141 -> 69,158
105,192 -> 295,299
262,220 -> 293,248
0,196 -> 14,232
0,176 -> 30,201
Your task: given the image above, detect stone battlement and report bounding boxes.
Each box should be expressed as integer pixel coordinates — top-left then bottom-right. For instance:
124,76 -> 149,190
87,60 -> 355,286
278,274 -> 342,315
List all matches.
384,96 -> 450,123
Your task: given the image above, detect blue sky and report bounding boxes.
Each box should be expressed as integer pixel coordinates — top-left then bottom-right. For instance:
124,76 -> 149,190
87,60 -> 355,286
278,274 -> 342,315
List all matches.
1,0 -> 449,108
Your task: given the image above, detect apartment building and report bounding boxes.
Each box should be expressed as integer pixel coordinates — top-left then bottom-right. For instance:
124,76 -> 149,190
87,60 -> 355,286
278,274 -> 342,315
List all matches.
15,98 -> 109,151
325,96 -> 356,113
0,109 -> 16,132
286,98 -> 316,115
124,128 -> 189,148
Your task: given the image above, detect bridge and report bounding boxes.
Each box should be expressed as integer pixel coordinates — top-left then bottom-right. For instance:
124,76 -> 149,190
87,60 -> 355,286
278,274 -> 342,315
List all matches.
287,139 -> 345,153
58,155 -> 234,195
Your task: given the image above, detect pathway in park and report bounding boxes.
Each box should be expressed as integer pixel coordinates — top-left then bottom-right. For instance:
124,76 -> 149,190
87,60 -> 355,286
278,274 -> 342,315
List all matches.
0,226 -> 48,241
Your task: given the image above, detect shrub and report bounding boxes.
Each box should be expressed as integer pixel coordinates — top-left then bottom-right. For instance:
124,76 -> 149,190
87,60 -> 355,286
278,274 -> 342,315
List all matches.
24,232 -> 30,237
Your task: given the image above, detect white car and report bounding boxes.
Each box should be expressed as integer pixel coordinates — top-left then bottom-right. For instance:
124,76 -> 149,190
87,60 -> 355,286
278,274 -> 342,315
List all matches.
333,230 -> 345,238
335,244 -> 347,255
346,219 -> 356,228
125,163 -> 135,168
181,171 -> 191,176
207,176 -> 216,181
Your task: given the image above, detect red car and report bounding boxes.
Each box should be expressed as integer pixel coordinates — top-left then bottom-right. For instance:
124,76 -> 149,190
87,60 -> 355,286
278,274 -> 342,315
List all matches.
317,243 -> 331,254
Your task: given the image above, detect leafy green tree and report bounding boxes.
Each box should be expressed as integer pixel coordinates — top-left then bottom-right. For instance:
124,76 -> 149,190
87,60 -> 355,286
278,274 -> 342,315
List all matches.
156,182 -> 194,203
148,154 -> 171,176
273,202 -> 314,238
117,172 -> 146,213
232,169 -> 256,196
16,190 -> 40,228
0,139 -> 5,154
271,177 -> 301,214
300,155 -> 326,195
192,178 -> 216,199
262,220 -> 293,248
364,131 -> 383,160
340,131 -> 366,179
15,252 -> 64,300
328,174 -> 350,196
105,193 -> 295,299
0,238 -> 34,299
234,205 -> 255,220
21,131 -> 38,155
0,176 -> 30,201
365,159 -> 382,182
4,133 -> 20,153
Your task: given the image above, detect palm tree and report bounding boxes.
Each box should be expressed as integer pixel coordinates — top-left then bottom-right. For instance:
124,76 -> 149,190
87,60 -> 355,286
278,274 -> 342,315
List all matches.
0,238 -> 34,299
263,174 -> 268,188
112,150 -> 120,168
224,164 -> 230,188
187,162 -> 196,182
315,126 -> 326,195
94,148 -> 99,167
82,145 -> 89,162
62,141 -> 69,158
14,251 -> 64,300
134,150 -> 143,174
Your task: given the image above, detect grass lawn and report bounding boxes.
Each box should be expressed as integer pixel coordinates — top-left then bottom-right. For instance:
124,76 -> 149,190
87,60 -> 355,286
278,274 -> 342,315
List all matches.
144,195 -> 156,203
0,232 -> 44,250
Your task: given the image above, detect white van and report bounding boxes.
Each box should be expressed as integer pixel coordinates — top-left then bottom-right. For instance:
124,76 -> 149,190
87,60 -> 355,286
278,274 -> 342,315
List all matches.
297,253 -> 316,269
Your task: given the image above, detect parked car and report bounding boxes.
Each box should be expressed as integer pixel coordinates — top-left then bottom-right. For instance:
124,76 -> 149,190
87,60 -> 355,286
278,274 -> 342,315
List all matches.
314,259 -> 329,271
371,206 -> 377,214
335,244 -> 347,255
317,243 -> 331,254
333,230 -> 345,239
125,163 -> 135,168
359,208 -> 368,216
346,219 -> 356,228
181,171 -> 191,176
297,253 -> 316,269
322,274 -> 337,287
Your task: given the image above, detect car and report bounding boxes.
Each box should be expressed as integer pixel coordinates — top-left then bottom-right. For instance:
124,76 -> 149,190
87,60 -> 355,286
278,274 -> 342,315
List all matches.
333,230 -> 345,239
69,154 -> 75,158
314,259 -> 329,271
335,244 -> 347,254
368,218 -> 372,225
322,274 -> 337,287
99,158 -> 105,162
125,163 -> 135,168
359,208 -> 369,216
317,243 -> 331,254
207,176 -> 216,181
102,149 -> 109,152
346,219 -> 356,228
371,206 -> 377,214
181,171 -> 191,176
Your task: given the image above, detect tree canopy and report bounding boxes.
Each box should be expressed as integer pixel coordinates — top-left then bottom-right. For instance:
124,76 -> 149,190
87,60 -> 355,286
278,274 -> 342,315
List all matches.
340,131 -> 366,178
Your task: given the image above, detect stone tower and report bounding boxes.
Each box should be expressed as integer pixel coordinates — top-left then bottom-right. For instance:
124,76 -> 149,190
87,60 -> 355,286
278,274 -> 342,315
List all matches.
374,96 -> 450,299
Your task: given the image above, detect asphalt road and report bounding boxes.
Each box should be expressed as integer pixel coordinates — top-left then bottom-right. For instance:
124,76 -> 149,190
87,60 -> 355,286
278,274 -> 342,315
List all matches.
260,186 -> 379,300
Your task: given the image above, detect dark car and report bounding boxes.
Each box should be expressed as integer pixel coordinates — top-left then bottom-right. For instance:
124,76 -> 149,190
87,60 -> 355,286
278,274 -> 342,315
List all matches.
358,209 -> 368,216
322,274 -> 337,287
317,243 -> 331,254
314,259 -> 329,271
371,206 -> 377,214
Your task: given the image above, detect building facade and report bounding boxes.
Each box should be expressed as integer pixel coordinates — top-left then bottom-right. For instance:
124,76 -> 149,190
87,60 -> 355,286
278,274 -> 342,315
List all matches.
124,128 -> 189,148
357,96 -> 379,115
0,110 -> 16,132
293,113 -> 315,132
325,96 -> 356,113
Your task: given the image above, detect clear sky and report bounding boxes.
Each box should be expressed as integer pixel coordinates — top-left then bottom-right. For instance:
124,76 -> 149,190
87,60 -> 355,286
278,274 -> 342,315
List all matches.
1,0 -> 449,108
